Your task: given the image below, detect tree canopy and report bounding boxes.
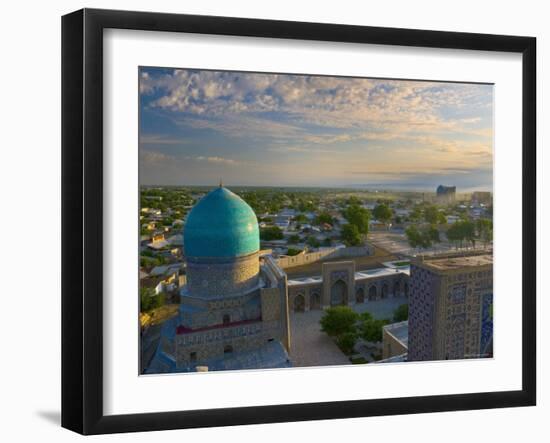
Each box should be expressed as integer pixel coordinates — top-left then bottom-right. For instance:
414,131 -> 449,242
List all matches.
140,287 -> 165,312
288,234 -> 301,244
447,220 -> 476,248
315,211 -> 334,225
373,203 -> 393,225
405,225 -> 440,249
341,223 -> 362,246
358,311 -> 389,343
476,218 -> 493,248
306,236 -> 321,248
393,304 -> 409,322
424,205 -> 447,224
342,204 -> 370,234
260,226 -> 284,241
320,306 -> 359,337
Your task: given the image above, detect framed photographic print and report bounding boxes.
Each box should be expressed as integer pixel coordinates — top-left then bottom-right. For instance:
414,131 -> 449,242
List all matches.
61,8 -> 536,435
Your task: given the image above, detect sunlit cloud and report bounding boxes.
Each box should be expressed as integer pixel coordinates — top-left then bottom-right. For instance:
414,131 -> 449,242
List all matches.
139,67 -> 493,190
193,156 -> 239,165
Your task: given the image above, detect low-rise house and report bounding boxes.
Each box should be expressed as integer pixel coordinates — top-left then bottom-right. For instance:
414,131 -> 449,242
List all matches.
148,232 -> 169,250
142,221 -> 156,231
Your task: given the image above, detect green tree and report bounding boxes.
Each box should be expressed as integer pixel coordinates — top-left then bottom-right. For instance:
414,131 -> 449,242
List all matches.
341,223 -> 362,246
424,205 -> 439,224
336,332 -> 358,355
320,306 -> 359,337
306,236 -> 321,248
427,225 -> 440,243
462,220 -> 476,248
393,304 -> 409,322
140,287 -> 157,312
260,226 -> 284,241
288,234 -> 301,244
342,204 -> 370,234
405,225 -> 440,250
405,225 -> 430,249
285,247 -> 302,256
347,196 -> 362,205
293,214 -> 308,223
315,211 -> 334,225
447,220 -> 476,249
358,311 -> 389,343
373,203 -> 393,227
476,218 -> 493,248
409,206 -> 423,222
446,222 -> 464,248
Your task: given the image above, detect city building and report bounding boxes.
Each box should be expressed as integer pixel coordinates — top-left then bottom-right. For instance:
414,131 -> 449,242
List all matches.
407,253 -> 493,361
436,185 -> 456,204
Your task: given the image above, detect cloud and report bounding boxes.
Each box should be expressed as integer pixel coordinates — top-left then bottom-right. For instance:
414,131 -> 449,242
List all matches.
193,156 -> 239,165
348,164 -> 491,177
175,115 -> 304,141
139,68 -> 494,189
139,134 -> 187,145
267,145 -> 339,154
140,150 -> 175,163
140,68 -> 493,137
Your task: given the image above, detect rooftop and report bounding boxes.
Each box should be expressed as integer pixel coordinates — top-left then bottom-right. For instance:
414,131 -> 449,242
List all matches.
287,266 -> 408,286
383,320 -> 409,347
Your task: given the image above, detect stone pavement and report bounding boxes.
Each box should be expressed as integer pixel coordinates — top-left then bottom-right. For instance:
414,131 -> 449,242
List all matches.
288,297 -> 408,368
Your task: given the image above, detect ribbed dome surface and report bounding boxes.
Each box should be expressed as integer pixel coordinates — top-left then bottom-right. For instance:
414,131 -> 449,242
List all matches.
183,187 -> 259,258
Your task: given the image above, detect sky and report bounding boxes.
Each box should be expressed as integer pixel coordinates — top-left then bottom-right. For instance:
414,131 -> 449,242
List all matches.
139,67 -> 493,192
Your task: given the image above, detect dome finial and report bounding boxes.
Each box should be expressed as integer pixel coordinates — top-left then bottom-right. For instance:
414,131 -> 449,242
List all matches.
219,178 -> 223,188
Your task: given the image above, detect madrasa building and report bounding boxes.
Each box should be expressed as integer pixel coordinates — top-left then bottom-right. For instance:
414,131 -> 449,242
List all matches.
146,185 -> 409,373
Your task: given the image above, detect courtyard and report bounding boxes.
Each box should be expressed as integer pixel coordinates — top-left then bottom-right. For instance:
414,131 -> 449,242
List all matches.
288,296 -> 407,368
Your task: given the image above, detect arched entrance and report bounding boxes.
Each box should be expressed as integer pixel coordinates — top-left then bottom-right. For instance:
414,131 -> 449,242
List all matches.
381,283 -> 389,299
310,292 -> 321,310
330,280 -> 348,306
356,287 -> 365,304
368,285 -> 377,301
393,281 -> 401,297
293,294 -> 305,312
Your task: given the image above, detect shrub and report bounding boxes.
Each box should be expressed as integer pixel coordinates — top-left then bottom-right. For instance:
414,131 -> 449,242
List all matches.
320,306 -> 359,337
393,304 -> 409,322
336,332 -> 357,355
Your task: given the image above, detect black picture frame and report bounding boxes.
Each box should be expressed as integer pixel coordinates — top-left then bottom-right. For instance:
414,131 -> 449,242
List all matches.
61,8 -> 537,435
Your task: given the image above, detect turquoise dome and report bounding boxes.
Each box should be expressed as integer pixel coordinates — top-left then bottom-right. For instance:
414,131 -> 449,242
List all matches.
184,186 -> 260,258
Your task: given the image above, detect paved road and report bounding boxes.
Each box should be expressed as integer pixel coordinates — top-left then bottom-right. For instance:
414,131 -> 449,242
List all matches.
288,297 -> 408,368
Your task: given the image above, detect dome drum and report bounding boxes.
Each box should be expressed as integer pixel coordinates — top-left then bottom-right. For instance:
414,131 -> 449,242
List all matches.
185,251 -> 260,299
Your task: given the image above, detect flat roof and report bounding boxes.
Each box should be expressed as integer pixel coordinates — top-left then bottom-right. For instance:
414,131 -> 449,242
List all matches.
418,254 -> 493,271
287,267 -> 408,286
383,320 -> 408,347
288,276 -> 323,286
